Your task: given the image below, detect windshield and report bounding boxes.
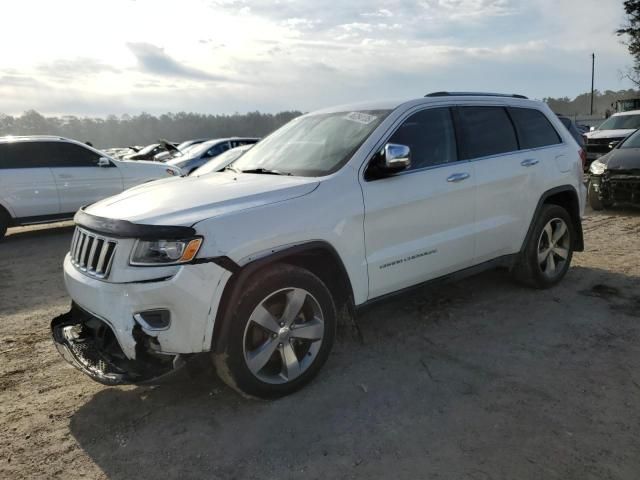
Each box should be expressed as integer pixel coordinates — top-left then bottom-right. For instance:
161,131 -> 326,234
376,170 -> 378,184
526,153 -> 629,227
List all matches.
619,129 -> 640,148
232,110 -> 390,176
597,114 -> 640,131
193,146 -> 251,175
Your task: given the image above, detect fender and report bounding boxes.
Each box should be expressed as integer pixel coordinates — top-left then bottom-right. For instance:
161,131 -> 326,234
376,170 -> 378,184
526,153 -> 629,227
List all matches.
520,185 -> 584,254
0,198 -> 16,223
210,240 -> 354,353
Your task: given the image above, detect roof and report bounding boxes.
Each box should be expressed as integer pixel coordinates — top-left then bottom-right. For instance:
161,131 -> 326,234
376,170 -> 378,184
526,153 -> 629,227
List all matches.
0,135 -> 69,143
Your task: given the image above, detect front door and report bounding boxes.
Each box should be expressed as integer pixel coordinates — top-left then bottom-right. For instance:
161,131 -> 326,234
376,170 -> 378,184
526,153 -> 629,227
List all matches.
49,142 -> 123,213
360,107 -> 476,300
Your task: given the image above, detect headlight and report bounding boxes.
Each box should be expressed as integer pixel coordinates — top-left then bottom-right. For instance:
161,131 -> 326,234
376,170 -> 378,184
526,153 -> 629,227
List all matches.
166,168 -> 179,176
589,159 -> 607,175
130,238 -> 202,266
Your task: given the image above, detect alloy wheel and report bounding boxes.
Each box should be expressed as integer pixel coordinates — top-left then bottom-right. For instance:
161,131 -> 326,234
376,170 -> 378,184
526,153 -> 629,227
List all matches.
537,217 -> 570,278
242,287 -> 325,384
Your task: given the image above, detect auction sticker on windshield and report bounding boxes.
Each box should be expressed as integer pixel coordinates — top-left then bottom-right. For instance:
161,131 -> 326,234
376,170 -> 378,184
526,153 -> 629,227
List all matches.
345,112 -> 378,124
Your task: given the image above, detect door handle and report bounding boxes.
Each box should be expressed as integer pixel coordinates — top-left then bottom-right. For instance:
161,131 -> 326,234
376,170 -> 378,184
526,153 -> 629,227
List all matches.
446,172 -> 470,183
521,158 -> 539,167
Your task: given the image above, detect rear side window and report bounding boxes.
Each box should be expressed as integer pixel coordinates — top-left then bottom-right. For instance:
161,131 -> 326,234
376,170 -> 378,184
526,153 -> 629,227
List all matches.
509,108 -> 561,149
387,107 -> 458,170
50,142 -> 101,167
0,142 -> 51,169
456,107 -> 518,159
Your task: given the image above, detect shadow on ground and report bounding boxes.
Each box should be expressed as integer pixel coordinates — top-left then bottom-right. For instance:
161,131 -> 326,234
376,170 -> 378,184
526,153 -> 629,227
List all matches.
69,266 -> 640,480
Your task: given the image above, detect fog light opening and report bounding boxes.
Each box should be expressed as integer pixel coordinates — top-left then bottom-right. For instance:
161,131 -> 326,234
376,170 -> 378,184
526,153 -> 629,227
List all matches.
134,310 -> 171,331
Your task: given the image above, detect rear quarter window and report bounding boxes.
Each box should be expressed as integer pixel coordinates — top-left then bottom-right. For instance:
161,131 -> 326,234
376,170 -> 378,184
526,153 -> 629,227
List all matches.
456,107 -> 518,160
509,108 -> 562,149
0,142 -> 50,169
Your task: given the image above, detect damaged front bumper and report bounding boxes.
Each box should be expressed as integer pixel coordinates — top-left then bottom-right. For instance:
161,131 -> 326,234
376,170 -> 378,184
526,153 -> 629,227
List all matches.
591,171 -> 640,206
51,304 -> 183,385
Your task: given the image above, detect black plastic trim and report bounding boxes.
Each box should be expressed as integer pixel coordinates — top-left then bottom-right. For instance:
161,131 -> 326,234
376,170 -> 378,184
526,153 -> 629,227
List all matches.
191,256 -> 241,273
74,208 -> 196,240
15,212 -> 75,226
520,185 -> 584,253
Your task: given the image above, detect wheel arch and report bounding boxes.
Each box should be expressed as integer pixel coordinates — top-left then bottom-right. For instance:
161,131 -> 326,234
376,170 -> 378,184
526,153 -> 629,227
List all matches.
210,241 -> 355,353
521,185 -> 584,253
0,200 -> 15,226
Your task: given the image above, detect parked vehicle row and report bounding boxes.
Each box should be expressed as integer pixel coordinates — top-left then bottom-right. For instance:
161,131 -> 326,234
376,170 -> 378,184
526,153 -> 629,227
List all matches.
50,93 -> 586,399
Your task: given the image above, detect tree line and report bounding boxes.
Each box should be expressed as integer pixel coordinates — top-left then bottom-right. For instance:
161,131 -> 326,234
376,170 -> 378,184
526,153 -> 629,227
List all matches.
543,89 -> 640,117
0,110 -> 302,149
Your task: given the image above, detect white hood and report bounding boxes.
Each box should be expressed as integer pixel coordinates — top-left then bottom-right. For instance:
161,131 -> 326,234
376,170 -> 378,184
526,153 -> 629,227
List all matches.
585,129 -> 635,139
85,171 -> 319,226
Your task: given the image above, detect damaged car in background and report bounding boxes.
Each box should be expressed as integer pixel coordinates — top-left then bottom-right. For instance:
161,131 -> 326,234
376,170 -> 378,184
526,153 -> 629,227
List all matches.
583,110 -> 640,168
588,127 -> 640,210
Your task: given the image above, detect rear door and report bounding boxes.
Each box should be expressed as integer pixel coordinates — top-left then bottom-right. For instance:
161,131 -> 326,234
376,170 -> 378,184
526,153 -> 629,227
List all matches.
49,142 -> 123,213
361,107 -> 477,299
0,142 -> 60,219
458,105 -> 561,262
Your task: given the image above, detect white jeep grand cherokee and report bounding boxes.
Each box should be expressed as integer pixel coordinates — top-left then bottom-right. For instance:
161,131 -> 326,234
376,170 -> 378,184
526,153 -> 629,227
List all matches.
52,93 -> 586,398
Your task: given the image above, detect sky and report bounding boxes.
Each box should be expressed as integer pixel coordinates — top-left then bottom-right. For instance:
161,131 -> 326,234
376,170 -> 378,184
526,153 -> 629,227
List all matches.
0,0 -> 632,116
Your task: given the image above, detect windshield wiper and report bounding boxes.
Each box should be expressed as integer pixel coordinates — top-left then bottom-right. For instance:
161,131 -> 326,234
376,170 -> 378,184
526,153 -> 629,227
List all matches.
240,168 -> 292,176
224,165 -> 241,173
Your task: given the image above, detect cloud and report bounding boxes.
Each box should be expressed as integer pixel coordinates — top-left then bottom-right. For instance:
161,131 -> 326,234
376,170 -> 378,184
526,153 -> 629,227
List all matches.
126,42 -> 230,82
37,58 -> 120,80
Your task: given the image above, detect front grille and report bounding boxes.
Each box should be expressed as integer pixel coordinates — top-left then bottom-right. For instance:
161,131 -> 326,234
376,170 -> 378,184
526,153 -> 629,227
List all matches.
70,227 -> 117,279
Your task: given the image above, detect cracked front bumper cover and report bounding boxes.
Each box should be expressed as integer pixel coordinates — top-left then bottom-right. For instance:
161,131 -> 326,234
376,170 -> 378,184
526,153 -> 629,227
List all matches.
51,304 -> 179,386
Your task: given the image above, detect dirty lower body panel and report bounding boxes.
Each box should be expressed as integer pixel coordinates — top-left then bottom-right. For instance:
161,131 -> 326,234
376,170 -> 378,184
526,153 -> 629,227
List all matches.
51,303 -> 183,385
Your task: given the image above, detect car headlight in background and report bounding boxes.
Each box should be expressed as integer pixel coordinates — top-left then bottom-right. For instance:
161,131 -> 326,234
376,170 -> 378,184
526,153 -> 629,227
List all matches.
130,238 -> 202,266
589,159 -> 607,175
166,168 -> 178,176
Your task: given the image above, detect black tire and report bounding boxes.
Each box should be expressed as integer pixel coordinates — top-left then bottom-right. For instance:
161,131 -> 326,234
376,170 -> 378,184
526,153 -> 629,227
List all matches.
213,264 -> 337,399
588,180 -> 609,210
0,209 -> 9,241
512,204 -> 574,289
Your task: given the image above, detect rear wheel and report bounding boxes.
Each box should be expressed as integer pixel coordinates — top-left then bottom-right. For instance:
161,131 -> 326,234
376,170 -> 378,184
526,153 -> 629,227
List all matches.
513,204 -> 574,289
213,264 -> 336,399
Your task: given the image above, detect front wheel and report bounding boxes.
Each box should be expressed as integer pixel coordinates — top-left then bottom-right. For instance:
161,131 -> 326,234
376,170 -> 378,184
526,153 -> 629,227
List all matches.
588,180 -> 611,210
214,264 -> 336,399
513,204 -> 574,289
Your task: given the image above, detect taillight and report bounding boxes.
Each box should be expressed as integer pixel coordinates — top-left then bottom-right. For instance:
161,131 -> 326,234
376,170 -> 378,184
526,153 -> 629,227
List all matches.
579,149 -> 586,170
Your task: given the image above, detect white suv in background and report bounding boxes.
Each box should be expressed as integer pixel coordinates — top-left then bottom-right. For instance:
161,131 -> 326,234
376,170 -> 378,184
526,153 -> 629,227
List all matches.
52,93 -> 586,398
0,136 -> 181,239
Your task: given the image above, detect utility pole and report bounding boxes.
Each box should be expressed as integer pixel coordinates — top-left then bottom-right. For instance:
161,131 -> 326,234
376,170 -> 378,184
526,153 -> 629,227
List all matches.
590,53 -> 595,115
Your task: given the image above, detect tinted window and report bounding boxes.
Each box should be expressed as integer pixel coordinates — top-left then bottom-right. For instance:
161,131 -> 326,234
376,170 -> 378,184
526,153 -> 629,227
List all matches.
0,142 -> 54,169
509,108 -> 561,149
205,142 -> 230,158
50,142 -> 102,167
388,108 -> 457,170
457,107 -> 518,159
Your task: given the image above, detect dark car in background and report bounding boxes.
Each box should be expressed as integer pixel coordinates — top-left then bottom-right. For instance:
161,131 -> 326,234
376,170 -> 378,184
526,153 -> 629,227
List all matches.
588,128 -> 640,210
583,110 -> 640,167
167,137 -> 259,174
556,114 -> 585,148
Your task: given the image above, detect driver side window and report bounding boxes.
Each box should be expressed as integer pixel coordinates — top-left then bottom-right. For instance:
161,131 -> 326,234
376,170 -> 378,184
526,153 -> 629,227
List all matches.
388,107 -> 458,170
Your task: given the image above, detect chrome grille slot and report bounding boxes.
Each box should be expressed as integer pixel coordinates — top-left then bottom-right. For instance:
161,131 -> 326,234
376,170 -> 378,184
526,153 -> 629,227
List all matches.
69,228 -> 117,279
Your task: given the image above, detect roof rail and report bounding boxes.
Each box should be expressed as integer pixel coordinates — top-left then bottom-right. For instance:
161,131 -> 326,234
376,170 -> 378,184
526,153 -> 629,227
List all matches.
425,91 -> 528,99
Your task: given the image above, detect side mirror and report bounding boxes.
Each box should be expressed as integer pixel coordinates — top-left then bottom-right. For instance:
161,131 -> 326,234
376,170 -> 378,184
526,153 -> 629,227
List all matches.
608,140 -> 620,150
97,157 -> 111,167
366,143 -> 411,180
589,126 -> 596,132
383,143 -> 411,171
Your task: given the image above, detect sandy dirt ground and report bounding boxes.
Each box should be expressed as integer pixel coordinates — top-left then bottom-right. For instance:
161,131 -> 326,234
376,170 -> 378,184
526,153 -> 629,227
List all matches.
1,209 -> 639,480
